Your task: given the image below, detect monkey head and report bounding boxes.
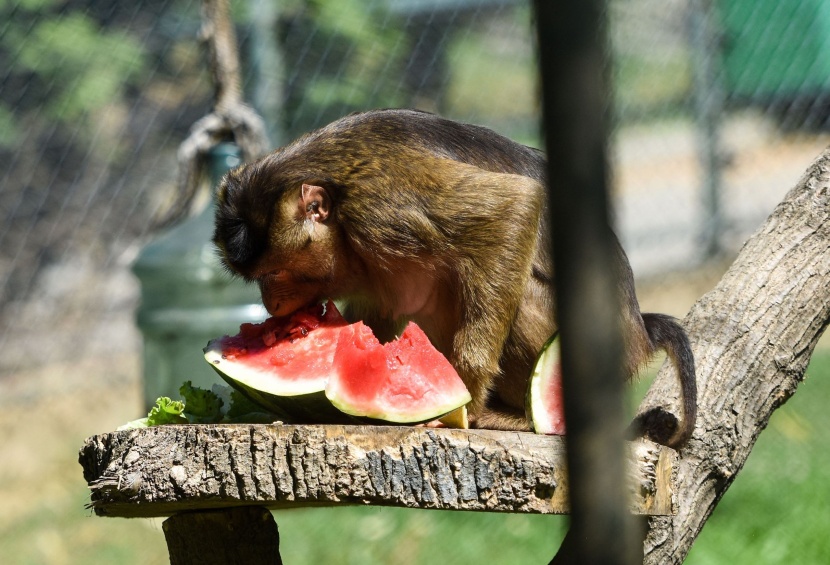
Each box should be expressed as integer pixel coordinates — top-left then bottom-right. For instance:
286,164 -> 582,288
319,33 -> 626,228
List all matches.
213,157 -> 355,317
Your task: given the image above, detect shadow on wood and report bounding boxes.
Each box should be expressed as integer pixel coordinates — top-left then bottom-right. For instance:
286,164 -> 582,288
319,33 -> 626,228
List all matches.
163,506 -> 282,565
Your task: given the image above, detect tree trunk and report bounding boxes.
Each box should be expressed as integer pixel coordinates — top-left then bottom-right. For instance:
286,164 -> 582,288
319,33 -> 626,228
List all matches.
638,147 -> 830,562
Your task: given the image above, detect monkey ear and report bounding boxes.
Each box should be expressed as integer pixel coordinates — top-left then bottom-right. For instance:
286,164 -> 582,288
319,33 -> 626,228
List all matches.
300,184 -> 330,223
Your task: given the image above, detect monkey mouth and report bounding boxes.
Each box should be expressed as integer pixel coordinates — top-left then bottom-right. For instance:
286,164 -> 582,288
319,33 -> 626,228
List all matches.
262,291 -> 323,318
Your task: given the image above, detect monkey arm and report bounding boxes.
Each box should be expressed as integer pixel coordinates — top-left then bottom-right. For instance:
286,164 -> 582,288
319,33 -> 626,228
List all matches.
340,299 -> 406,343
432,167 -> 547,421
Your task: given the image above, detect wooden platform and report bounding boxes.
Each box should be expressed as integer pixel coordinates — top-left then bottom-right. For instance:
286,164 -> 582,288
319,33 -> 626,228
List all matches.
79,424 -> 676,518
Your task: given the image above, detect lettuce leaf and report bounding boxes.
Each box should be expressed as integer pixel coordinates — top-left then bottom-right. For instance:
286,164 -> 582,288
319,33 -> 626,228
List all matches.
118,382 -> 282,429
147,397 -> 188,426
179,381 -> 223,423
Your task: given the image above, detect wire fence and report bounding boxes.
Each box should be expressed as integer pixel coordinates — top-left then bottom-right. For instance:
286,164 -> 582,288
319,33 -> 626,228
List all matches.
2,0 -> 829,379
1,1 -> 829,564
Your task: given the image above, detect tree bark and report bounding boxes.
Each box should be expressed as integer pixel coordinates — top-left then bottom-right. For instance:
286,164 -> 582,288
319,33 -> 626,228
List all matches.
79,425 -> 675,518
638,147 -> 830,563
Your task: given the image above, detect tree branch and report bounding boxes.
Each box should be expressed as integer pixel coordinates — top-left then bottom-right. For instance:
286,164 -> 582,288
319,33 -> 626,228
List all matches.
639,147 -> 830,563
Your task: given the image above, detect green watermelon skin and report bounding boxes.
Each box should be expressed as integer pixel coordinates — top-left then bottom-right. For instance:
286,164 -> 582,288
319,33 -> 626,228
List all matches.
525,333 -> 566,435
208,367 -> 348,423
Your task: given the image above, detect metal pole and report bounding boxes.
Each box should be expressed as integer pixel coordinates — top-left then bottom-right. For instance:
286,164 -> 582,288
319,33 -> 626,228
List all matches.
690,0 -> 726,260
533,2 -> 639,563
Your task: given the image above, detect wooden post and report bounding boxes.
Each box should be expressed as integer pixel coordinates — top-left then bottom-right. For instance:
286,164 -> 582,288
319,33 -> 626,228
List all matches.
163,506 -> 282,565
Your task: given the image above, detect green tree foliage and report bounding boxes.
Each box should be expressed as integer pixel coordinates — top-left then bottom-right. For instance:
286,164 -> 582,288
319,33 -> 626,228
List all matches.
14,13 -> 147,121
0,3 -> 148,147
276,0 -> 410,137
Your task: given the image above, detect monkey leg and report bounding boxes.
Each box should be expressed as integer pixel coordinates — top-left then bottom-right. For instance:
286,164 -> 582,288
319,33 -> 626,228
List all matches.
474,404 -> 532,431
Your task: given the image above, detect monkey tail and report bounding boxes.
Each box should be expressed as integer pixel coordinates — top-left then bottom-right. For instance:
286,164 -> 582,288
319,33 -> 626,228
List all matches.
639,313 -> 697,448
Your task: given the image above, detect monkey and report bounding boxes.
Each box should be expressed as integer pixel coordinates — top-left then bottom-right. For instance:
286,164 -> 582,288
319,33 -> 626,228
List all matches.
213,108 -> 697,447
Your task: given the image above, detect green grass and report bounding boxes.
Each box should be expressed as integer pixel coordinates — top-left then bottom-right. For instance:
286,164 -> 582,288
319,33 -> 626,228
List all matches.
1,486 -> 169,565
276,506 -> 565,564
686,349 -> 830,564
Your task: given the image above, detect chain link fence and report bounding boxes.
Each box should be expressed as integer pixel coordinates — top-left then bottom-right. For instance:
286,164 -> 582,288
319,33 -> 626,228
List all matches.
1,1 -> 828,563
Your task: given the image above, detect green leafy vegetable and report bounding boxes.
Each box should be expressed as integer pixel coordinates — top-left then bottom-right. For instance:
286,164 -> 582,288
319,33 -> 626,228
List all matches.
117,381 -> 282,430
147,397 -> 188,426
227,388 -> 266,419
179,381 -> 223,423
116,417 -> 149,431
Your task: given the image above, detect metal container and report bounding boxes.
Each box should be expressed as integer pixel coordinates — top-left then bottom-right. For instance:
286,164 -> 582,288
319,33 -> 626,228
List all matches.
132,143 -> 266,409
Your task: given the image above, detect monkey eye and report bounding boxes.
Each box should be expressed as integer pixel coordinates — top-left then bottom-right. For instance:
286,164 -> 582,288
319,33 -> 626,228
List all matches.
215,215 -> 264,272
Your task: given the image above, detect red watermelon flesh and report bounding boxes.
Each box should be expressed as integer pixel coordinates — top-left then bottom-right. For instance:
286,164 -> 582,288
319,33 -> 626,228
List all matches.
326,321 -> 472,423
526,334 -> 566,435
205,300 -> 348,397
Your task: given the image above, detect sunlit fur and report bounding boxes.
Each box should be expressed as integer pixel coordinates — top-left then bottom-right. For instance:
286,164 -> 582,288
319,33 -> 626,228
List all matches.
212,109 -> 696,445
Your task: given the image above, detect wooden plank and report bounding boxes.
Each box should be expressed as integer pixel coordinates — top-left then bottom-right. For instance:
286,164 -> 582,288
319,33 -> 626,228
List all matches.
78,424 -> 676,518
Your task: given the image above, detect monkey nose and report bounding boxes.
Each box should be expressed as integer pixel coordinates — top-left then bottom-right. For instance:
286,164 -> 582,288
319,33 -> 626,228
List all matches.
263,299 -> 281,316
258,274 -> 284,314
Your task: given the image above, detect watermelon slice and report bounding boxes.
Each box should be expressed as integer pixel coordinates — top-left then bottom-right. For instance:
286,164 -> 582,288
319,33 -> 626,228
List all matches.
204,301 -> 351,422
526,333 -> 566,435
204,301 -> 471,425
325,321 -> 472,423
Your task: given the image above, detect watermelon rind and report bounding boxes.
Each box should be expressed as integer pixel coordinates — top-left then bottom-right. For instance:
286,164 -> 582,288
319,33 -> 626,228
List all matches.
526,333 -> 565,435
204,338 -> 352,424
204,337 -> 331,397
438,405 -> 469,429
326,390 -> 471,425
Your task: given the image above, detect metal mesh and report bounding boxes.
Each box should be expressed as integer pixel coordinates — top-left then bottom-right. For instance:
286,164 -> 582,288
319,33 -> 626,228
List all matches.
1,1 -> 828,563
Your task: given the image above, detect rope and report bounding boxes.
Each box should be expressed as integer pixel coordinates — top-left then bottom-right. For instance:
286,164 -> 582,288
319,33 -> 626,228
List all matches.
156,0 -> 270,227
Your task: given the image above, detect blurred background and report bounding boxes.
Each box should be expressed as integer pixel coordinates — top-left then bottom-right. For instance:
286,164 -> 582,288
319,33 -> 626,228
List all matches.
1,0 -> 829,563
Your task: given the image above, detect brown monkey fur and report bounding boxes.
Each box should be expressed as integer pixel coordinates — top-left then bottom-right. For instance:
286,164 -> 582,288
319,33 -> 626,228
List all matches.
213,109 -> 696,447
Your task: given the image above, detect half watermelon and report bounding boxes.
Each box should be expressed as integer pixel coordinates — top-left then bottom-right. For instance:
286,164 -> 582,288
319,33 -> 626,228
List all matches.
204,301 -> 351,422
326,321 -> 472,423
525,333 -> 566,435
